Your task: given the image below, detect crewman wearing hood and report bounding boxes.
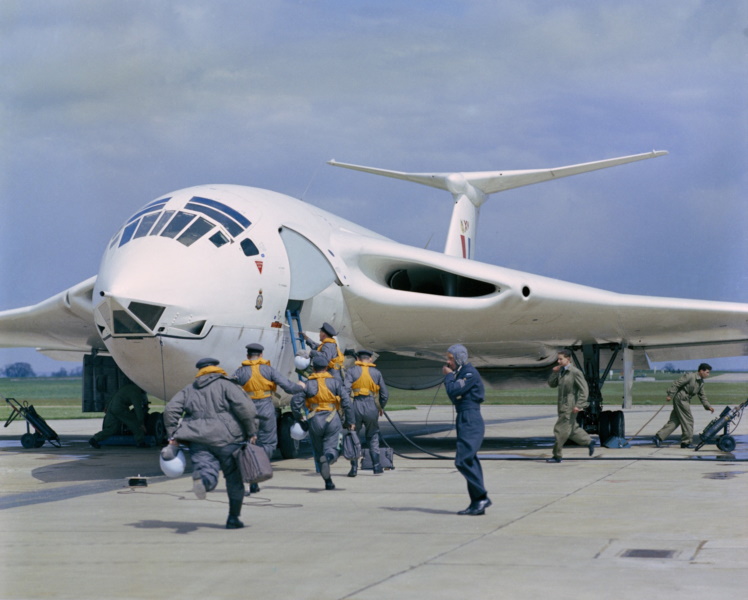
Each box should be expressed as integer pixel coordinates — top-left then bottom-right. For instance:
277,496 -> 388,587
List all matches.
443,344 -> 492,516
163,358 -> 257,529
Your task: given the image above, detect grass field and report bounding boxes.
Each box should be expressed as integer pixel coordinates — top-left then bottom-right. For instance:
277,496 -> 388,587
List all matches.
1,374 -> 746,420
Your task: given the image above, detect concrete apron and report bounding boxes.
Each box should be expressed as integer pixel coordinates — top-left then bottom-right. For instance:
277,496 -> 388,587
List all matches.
1,405 -> 747,600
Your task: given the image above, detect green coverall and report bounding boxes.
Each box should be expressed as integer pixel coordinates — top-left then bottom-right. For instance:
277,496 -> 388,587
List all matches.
91,383 -> 147,444
548,365 -> 591,460
655,372 -> 712,445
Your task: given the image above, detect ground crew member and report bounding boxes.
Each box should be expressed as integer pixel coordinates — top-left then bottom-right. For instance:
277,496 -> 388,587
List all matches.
291,355 -> 354,490
303,322 -> 345,382
89,379 -> 149,448
232,343 -> 305,493
443,344 -> 491,516
162,358 -> 257,530
653,363 -> 714,448
344,349 -> 388,476
546,349 -> 595,463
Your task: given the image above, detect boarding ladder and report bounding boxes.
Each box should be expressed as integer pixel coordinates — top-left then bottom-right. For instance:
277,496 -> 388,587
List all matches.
285,307 -> 307,356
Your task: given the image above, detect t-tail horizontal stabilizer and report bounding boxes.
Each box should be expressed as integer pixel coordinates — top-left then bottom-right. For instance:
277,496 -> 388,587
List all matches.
328,150 -> 667,259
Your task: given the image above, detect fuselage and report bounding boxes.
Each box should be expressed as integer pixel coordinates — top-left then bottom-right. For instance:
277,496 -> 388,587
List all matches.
91,183 -> 748,399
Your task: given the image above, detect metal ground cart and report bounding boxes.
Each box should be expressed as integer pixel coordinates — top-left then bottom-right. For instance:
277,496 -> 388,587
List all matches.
3,396 -> 62,448
695,398 -> 748,452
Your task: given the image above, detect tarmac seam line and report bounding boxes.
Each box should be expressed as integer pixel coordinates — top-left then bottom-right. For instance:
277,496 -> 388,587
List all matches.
340,460 -> 636,599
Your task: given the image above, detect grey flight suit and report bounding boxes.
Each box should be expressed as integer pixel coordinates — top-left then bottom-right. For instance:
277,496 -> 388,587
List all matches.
444,361 -> 488,504
232,361 -> 304,460
344,362 -> 389,462
548,365 -> 591,460
307,339 -> 344,383
290,373 -> 354,475
164,370 -> 257,516
655,372 -> 712,445
91,383 -> 147,444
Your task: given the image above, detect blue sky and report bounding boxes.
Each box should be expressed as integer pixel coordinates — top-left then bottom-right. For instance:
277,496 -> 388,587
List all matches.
1,0 -> 746,373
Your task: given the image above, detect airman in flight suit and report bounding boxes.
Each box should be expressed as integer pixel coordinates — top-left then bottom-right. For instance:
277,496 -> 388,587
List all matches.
232,342 -> 305,493
344,349 -> 389,476
303,322 -> 345,383
291,355 -> 354,490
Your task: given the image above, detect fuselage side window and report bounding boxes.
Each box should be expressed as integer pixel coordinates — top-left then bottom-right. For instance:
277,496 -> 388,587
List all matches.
177,217 -> 214,247
160,211 -> 195,239
240,238 -> 260,257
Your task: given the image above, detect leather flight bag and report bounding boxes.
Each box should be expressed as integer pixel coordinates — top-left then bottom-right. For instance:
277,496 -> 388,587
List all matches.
233,442 -> 273,483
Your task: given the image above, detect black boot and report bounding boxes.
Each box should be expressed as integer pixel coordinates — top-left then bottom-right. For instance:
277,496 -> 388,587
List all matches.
319,453 -> 332,480
325,478 -> 336,490
347,460 -> 357,477
372,458 -> 383,475
227,499 -> 244,529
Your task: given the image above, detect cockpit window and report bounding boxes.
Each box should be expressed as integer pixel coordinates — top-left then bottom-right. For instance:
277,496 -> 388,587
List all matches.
189,197 -> 250,228
149,210 -> 175,236
160,211 -> 195,239
126,199 -> 170,225
186,200 -> 247,237
177,217 -> 214,247
133,212 -> 160,239
210,231 -> 230,248
116,196 -> 251,251
118,221 -> 139,247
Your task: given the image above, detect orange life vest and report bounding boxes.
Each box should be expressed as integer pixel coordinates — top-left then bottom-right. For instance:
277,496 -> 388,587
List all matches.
320,338 -> 345,372
306,372 -> 341,413
241,358 -> 276,400
351,362 -> 380,398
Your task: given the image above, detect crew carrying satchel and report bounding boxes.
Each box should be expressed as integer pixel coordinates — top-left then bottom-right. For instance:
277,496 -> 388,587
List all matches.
233,442 -> 273,484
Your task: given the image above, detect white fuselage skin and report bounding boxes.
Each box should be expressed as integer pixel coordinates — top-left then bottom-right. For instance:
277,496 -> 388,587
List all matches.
93,185 -> 369,399
92,184 -> 748,400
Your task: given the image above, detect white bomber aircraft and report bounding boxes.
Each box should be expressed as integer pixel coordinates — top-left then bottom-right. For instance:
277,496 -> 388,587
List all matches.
1,150 -> 747,449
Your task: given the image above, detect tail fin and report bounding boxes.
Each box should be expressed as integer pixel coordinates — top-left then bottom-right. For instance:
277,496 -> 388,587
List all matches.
328,150 -> 667,259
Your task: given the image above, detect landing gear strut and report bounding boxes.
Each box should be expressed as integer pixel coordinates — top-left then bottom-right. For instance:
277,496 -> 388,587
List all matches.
570,343 -> 626,444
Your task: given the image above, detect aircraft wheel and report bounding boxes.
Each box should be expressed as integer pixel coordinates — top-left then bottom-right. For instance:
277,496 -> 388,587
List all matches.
717,435 -> 736,453
610,410 -> 625,437
598,411 -> 612,444
20,433 -> 36,449
278,412 -> 300,459
33,432 -> 46,447
147,412 -> 167,446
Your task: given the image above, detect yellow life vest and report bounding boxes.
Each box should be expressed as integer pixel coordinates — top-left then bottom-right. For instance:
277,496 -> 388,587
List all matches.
306,372 -> 341,413
321,338 -> 345,371
351,362 -> 380,398
241,358 -> 276,399
196,366 -> 227,378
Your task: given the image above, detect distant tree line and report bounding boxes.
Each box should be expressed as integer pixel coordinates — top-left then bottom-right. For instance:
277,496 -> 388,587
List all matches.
0,362 -> 83,378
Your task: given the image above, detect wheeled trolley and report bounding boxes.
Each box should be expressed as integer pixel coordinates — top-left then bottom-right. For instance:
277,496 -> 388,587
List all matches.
694,398 -> 748,452
3,396 -> 61,448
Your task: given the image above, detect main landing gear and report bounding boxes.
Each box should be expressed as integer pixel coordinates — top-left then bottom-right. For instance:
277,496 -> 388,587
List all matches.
570,343 -> 626,446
